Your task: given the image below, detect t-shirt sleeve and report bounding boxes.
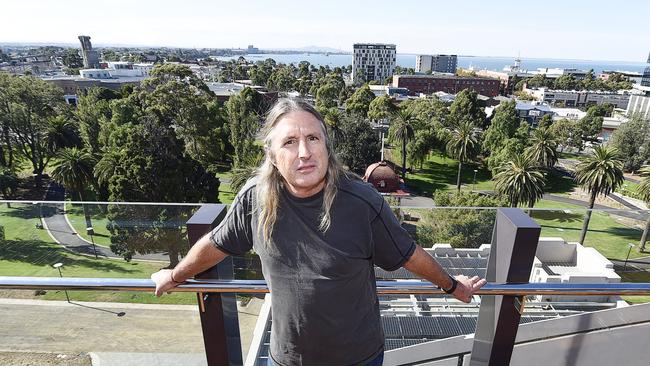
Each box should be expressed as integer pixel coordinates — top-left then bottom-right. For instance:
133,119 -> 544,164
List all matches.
209,186 -> 254,256
371,198 -> 416,271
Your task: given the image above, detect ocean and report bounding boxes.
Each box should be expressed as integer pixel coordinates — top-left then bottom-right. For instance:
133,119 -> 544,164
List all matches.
214,53 -> 649,74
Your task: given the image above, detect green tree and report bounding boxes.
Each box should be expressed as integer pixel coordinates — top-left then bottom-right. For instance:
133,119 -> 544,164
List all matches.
574,146 -> 624,244
44,115 -> 82,154
554,74 -> 578,90
494,155 -> 546,208
368,95 -> 397,121
0,168 -> 18,207
345,84 -> 376,118
74,87 -> 116,156
526,74 -> 550,88
0,74 -> 66,178
100,120 -> 219,265
226,87 -> 263,167
446,121 -> 478,191
335,116 -> 380,174
418,191 -> 507,248
316,82 -> 339,111
448,89 -> 485,128
609,114 -> 650,172
408,129 -> 435,170
549,118 -> 583,152
140,64 -> 230,171
389,109 -> 417,178
267,65 -> 297,92
525,127 -> 558,168
483,100 -> 519,155
62,49 -> 83,69
636,165 -> 650,252
51,148 -> 96,230
578,104 -> 612,139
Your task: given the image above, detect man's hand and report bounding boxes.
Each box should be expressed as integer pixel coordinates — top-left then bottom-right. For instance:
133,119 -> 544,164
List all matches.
450,275 -> 487,303
151,269 -> 182,297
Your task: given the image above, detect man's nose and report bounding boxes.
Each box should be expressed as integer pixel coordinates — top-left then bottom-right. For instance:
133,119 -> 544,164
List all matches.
298,139 -> 311,159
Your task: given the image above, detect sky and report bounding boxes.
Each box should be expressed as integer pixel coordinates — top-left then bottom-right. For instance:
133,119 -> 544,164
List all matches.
2,0 -> 648,62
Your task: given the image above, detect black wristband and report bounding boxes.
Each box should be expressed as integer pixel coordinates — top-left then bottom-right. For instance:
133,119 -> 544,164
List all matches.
443,275 -> 458,294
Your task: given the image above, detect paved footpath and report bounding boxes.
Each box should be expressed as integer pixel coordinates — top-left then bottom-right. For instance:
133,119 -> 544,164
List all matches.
0,297 -> 263,366
42,183 -> 168,261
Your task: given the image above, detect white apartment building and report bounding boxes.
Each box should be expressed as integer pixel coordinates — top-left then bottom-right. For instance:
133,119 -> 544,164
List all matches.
352,43 -> 396,84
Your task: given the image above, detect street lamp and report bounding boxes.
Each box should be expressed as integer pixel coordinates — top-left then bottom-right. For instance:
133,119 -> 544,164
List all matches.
86,226 -> 98,259
473,169 -> 478,191
52,262 -> 70,303
623,243 -> 635,272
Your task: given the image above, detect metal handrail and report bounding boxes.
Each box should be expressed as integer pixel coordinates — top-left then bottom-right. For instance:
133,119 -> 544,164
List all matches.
2,277 -> 650,296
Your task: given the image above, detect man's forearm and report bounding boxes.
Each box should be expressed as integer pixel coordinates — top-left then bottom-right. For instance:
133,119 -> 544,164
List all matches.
403,245 -> 454,291
172,233 -> 229,282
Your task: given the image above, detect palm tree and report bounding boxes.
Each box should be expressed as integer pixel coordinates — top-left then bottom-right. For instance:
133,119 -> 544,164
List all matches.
230,150 -> 264,194
574,145 -> 624,244
494,155 -> 546,208
446,121 -> 477,192
636,165 -> 650,252
525,127 -> 558,168
44,116 -> 82,154
51,148 -> 96,231
94,149 -> 122,188
389,109 -> 416,179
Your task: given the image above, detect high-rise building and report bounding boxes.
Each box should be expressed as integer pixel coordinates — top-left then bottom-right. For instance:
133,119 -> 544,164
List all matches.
642,52 -> 650,87
78,35 -> 100,69
415,54 -> 457,74
352,43 -> 396,84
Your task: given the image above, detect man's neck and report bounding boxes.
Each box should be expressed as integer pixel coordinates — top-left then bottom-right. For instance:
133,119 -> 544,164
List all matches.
284,180 -> 326,198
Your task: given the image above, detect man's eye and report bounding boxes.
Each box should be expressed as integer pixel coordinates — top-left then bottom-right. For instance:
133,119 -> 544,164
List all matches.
284,140 -> 295,146
308,136 -> 319,141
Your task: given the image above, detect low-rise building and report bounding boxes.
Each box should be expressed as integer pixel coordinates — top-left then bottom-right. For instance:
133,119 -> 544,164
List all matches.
393,74 -> 500,97
523,86 -> 631,109
550,107 -> 587,121
515,101 -> 554,127
368,85 -> 409,100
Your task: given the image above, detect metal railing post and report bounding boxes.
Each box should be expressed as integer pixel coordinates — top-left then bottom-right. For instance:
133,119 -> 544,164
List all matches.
469,208 -> 541,366
186,204 -> 242,366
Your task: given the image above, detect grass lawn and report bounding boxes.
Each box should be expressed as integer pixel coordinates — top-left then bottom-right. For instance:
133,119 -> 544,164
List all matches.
619,270 -> 650,304
0,203 -> 196,304
558,151 -> 586,161
531,199 -> 646,260
403,151 -> 576,197
65,203 -> 112,247
619,180 -> 641,200
404,151 -> 493,195
216,171 -> 236,204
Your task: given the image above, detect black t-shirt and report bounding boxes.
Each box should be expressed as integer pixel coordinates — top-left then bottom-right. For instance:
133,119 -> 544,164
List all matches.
210,176 -> 416,366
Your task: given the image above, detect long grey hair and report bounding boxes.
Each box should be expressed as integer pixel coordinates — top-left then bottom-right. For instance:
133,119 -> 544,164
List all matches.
255,98 -> 350,244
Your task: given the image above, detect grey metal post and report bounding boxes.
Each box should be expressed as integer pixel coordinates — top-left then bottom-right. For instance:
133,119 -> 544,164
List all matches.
187,204 -> 242,366
469,208 -> 541,366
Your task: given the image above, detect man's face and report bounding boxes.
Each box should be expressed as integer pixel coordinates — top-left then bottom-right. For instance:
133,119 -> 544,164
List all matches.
269,110 -> 329,198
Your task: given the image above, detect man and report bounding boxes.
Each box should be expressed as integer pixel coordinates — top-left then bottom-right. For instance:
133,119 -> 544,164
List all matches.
152,98 -> 486,366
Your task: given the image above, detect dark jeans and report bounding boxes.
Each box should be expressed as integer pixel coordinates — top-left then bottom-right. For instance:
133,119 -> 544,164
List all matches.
267,351 -> 384,366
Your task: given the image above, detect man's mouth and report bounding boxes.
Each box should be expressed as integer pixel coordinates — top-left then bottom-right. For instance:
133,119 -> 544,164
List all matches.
297,165 -> 316,172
